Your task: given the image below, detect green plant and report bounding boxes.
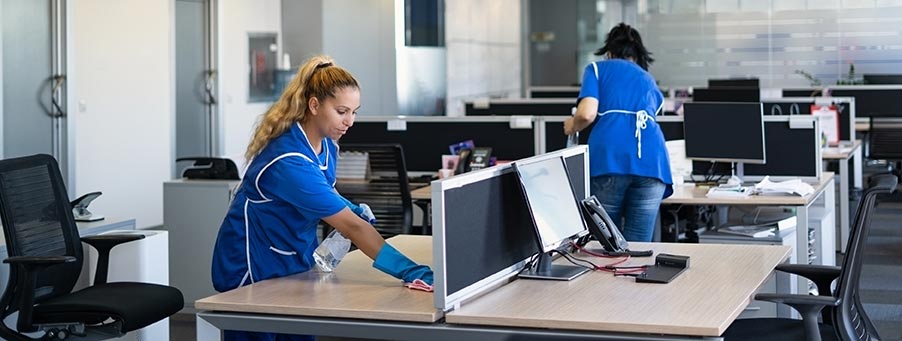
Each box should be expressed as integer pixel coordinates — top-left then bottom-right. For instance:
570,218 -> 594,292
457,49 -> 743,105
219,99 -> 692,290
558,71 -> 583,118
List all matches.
794,69 -> 822,86
836,62 -> 864,85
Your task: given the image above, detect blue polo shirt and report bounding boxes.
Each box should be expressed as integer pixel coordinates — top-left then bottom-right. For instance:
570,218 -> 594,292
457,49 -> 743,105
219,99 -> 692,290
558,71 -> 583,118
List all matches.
579,59 -> 673,198
212,122 -> 347,292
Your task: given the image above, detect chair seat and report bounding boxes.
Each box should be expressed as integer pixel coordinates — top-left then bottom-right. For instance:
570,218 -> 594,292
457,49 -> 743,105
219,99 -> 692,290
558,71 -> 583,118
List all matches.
724,318 -> 836,341
32,282 -> 184,333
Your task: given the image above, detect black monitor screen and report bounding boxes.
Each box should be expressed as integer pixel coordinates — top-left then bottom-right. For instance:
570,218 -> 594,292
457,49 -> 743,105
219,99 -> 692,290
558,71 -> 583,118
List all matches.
708,78 -> 760,88
514,156 -> 587,253
693,88 -> 760,103
863,74 -> 902,85
683,102 -> 765,163
443,169 -> 538,296
829,88 -> 902,117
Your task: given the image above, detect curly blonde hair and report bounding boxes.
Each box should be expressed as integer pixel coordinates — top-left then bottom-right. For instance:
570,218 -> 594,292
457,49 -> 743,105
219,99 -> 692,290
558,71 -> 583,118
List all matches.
245,55 -> 359,161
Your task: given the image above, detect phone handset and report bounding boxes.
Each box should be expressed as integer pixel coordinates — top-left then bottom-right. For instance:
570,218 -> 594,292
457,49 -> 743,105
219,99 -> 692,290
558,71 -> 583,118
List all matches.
580,196 -> 653,257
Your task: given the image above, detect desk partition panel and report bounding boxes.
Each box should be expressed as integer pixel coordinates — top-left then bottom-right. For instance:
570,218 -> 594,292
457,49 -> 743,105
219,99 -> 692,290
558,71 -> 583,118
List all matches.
464,99 -> 575,116
340,116 -> 537,172
528,86 -> 580,99
763,97 -> 855,141
432,146 -> 589,311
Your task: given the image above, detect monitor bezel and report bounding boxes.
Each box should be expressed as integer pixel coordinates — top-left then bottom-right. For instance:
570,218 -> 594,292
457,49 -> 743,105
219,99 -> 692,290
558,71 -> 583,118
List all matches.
683,102 -> 767,165
512,154 -> 590,254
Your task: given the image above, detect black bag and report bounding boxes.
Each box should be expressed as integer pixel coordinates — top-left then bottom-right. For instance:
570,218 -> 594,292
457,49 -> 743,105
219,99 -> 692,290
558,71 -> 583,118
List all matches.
177,157 -> 239,180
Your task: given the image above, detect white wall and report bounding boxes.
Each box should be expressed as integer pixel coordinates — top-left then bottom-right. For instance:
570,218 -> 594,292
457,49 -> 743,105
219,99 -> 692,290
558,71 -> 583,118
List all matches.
446,0 -> 522,116
218,0 -> 282,158
323,0 -> 398,115
69,0 -> 174,229
281,0 -> 322,66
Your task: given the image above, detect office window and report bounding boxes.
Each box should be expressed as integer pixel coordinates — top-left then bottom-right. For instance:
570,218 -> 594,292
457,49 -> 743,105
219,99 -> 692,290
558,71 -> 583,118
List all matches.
405,0 -> 444,47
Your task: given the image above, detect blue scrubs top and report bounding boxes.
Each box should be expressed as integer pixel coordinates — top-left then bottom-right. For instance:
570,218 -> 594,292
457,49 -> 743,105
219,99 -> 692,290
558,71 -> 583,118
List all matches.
212,122 -> 349,292
579,59 -> 673,198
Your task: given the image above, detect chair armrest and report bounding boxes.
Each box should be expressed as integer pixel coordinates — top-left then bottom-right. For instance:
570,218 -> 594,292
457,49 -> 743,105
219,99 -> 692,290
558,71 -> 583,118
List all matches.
776,264 -> 841,296
3,256 -> 76,266
81,234 -> 145,285
754,293 -> 840,341
2,255 -> 76,333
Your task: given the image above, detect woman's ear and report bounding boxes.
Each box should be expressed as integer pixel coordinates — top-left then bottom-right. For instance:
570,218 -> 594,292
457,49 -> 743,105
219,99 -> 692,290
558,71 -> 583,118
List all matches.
308,96 -> 320,116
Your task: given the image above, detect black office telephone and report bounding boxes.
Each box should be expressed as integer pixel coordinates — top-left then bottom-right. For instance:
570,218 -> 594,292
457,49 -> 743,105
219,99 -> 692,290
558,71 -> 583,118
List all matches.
578,196 -> 653,257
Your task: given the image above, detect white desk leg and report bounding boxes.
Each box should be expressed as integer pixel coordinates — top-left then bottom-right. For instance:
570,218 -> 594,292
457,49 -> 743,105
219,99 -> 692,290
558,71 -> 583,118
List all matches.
838,160 -> 850,253
197,314 -> 221,341
853,147 -> 863,189
795,205 -> 810,295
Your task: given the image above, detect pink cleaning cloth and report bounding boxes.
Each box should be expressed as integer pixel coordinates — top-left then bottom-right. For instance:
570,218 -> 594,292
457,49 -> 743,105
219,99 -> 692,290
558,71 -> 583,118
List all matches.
403,279 -> 434,292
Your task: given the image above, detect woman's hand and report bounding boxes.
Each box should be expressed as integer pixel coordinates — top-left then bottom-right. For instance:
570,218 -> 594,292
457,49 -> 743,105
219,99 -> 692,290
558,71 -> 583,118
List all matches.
566,97 -> 600,135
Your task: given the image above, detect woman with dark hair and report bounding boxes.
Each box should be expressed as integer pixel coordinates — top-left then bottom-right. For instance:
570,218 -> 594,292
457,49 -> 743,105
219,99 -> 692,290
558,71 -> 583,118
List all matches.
563,23 -> 672,242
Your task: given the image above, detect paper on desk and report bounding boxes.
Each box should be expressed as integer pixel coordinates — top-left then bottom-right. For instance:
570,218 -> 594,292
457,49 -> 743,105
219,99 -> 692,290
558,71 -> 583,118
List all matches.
754,176 -> 815,196
665,140 -> 692,185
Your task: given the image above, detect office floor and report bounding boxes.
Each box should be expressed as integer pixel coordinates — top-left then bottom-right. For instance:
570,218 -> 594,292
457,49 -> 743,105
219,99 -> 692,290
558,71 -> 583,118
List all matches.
171,177 -> 902,341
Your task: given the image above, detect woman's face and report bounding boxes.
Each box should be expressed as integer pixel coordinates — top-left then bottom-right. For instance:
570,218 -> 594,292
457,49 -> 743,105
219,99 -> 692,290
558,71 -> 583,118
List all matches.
310,86 -> 360,140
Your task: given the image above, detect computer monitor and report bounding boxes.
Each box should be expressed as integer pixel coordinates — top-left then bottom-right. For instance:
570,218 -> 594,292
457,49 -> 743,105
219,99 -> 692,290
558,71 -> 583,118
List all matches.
683,102 -> 766,175
863,74 -> 902,85
708,78 -> 760,88
692,87 -> 760,103
513,154 -> 590,281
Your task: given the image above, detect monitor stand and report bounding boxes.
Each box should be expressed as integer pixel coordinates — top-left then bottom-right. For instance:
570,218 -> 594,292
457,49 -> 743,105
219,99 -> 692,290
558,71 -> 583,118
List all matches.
518,252 -> 590,281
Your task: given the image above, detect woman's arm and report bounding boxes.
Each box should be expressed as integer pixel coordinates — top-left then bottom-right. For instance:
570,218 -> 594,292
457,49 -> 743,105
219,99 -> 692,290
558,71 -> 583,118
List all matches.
322,208 -> 385,260
564,97 -> 600,135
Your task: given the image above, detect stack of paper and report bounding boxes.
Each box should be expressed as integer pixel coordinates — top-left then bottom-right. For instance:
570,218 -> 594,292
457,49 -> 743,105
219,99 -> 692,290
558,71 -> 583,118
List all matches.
706,186 -> 753,198
754,176 -> 815,196
718,224 -> 775,238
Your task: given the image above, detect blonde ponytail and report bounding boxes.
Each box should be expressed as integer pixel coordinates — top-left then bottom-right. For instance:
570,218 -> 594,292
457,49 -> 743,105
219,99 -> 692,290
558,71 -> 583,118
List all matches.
244,55 -> 359,162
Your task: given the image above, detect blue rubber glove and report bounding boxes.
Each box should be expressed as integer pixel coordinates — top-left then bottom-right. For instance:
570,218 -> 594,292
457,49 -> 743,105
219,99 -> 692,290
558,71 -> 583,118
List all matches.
373,243 -> 434,285
339,195 -> 377,224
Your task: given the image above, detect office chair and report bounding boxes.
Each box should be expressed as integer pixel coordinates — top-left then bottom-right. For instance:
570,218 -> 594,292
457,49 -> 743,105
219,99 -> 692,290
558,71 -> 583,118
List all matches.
723,173 -> 898,341
0,154 -> 183,340
867,117 -> 902,179
335,144 -> 414,238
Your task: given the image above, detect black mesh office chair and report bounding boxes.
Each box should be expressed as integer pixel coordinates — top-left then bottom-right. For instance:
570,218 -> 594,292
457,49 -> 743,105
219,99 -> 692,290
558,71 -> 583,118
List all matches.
0,154 -> 183,340
723,173 -> 898,341
868,117 -> 902,179
335,144 -> 413,238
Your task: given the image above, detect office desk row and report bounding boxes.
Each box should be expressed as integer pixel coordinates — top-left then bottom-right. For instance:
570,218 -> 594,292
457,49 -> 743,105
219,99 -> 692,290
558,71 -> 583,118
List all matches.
196,235 -> 791,340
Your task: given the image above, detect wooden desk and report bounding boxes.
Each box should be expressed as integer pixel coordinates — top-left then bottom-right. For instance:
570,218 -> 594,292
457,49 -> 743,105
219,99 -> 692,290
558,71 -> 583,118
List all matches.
822,140 -> 863,252
664,172 -> 835,296
410,185 -> 432,200
195,235 -> 438,323
196,236 -> 790,340
447,242 -> 791,337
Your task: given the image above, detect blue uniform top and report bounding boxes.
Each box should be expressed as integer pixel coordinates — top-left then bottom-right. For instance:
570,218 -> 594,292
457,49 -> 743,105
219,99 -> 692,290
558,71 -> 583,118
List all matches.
579,59 -> 673,198
211,122 -> 349,292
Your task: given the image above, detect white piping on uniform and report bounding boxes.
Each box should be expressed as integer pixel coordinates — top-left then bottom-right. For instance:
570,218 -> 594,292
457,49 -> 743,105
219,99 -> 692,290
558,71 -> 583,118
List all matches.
255,152 -> 314,201
242,152 -> 320,287
243,199 -> 255,285
296,122 -> 329,170
269,246 -> 298,256
239,271 -> 250,287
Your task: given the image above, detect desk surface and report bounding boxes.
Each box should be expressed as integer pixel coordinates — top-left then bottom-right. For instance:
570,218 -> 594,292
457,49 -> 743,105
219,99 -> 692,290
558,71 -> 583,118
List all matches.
410,185 -> 431,200
195,235 -> 440,323
448,242 -> 791,337
822,139 -> 862,160
663,172 -> 834,206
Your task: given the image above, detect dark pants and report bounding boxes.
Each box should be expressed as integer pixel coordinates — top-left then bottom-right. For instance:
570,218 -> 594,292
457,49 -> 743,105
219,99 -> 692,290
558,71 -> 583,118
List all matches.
591,174 -> 666,242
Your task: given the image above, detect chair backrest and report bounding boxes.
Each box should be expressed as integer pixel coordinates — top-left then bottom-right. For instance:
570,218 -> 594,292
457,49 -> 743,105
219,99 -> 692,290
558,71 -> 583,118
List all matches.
0,154 -> 84,319
867,117 -> 902,160
832,173 -> 897,341
338,144 -> 413,237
